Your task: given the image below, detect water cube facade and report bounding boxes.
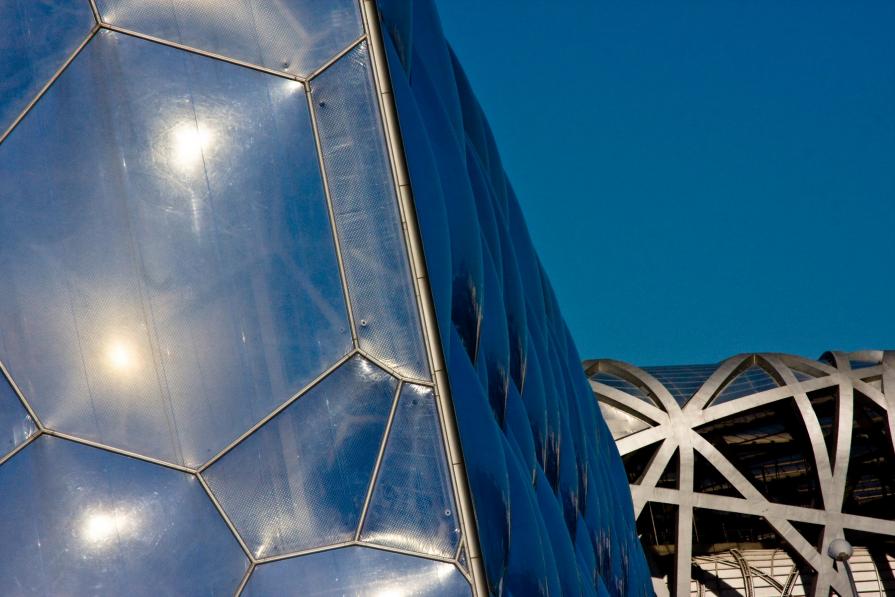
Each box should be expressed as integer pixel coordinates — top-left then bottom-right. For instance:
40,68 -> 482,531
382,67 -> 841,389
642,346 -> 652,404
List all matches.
0,1 -> 650,595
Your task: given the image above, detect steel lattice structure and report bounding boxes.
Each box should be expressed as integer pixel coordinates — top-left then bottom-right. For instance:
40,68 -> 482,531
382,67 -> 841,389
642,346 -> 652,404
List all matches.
587,351 -> 895,597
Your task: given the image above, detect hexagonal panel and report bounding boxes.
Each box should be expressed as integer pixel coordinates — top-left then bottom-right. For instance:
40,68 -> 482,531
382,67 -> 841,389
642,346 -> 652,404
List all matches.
95,0 -> 362,77
0,371 -> 36,461
360,383 -> 461,558
243,546 -> 471,596
0,30 -> 352,468
0,435 -> 247,594
0,0 -> 94,136
203,355 -> 398,559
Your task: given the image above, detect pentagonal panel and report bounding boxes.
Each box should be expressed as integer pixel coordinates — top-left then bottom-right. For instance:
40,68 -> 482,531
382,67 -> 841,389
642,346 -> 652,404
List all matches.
243,546 -> 471,596
0,0 -> 94,136
312,42 -> 430,382
0,435 -> 247,594
203,356 -> 397,559
361,383 -> 460,558
95,0 -> 362,77
0,30 -> 352,468
0,372 -> 36,461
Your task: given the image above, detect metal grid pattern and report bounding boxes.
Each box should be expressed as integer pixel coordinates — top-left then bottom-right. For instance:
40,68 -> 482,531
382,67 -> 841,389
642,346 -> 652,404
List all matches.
0,1 -> 480,594
589,351 -> 895,597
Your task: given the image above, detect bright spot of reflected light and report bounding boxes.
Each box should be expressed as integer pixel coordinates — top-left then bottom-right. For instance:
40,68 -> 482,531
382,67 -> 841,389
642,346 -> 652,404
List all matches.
436,563 -> 455,580
83,513 -> 117,543
171,123 -> 214,167
281,79 -> 303,94
375,591 -> 403,597
81,509 -> 136,546
105,339 -> 138,373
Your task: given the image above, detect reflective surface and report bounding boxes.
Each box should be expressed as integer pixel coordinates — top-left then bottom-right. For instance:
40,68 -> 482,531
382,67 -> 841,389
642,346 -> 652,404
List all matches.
312,42 -> 430,382
598,401 -> 652,440
711,364 -> 779,406
0,0 -> 94,135
0,30 -> 351,467
0,3 -> 476,593
643,364 -> 718,406
0,436 -> 247,594
361,384 -> 460,558
204,356 -> 397,558
243,546 -> 471,597
380,1 -> 653,593
0,373 -> 35,461
96,0 -> 362,77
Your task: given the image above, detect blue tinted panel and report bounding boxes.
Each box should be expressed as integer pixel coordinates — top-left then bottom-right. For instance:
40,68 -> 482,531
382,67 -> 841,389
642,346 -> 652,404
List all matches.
204,356 -> 397,558
504,383 -> 537,482
313,42 -> 430,381
96,0 -> 361,77
244,546 -> 471,597
447,328 -> 509,592
0,373 -> 35,460
361,383 -> 460,557
505,449 -> 550,597
535,468 -> 583,596
0,0 -> 94,136
0,31 -> 351,467
0,436 -> 247,594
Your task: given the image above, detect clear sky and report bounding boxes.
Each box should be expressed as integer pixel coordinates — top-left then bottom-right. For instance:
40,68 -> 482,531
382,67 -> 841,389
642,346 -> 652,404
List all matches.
434,1 -> 895,366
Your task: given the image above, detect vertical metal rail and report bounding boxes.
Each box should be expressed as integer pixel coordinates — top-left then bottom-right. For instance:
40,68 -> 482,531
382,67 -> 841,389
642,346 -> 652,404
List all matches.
358,2 -> 488,594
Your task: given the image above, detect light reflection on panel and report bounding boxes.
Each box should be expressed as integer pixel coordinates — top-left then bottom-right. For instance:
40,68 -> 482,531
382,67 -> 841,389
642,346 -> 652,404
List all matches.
361,383 -> 460,558
0,373 -> 35,460
313,42 -> 430,382
95,0 -> 362,77
243,546 -> 471,597
0,0 -> 94,136
0,30 -> 352,468
0,436 -> 247,594
598,402 -> 651,440
204,356 -> 397,559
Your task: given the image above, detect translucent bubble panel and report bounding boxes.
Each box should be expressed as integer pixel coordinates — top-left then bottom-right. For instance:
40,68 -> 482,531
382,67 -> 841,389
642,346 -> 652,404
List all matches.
0,30 -> 352,468
95,0 -> 362,77
243,546 -> 471,597
0,436 -> 248,595
204,356 -> 398,559
0,0 -> 94,136
313,42 -> 430,382
0,373 -> 35,461
361,383 -> 461,558
378,1 -> 655,593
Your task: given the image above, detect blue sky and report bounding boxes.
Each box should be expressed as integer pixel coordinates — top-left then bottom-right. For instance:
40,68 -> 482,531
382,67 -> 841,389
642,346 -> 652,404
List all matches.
435,1 -> 895,366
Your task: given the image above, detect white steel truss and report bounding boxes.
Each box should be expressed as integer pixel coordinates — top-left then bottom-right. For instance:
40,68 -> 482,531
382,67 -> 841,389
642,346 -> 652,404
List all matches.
587,351 -> 895,597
